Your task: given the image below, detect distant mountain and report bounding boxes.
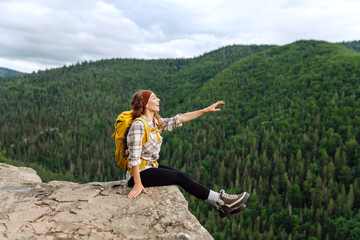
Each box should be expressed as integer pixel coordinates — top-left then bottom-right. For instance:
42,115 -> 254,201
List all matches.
338,40 -> 360,52
0,67 -> 24,77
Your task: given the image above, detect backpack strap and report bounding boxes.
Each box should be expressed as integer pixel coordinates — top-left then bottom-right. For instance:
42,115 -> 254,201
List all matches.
134,117 -> 150,145
134,117 -> 161,144
149,127 -> 162,143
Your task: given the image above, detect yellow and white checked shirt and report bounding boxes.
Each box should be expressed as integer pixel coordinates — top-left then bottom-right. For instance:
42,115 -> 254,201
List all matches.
126,114 -> 182,173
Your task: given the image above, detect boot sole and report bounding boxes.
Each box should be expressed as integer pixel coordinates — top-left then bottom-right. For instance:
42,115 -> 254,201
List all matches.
219,204 -> 247,218
221,192 -> 250,215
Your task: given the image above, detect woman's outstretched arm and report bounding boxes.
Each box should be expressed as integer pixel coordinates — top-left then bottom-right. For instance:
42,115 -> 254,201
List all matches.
179,101 -> 225,124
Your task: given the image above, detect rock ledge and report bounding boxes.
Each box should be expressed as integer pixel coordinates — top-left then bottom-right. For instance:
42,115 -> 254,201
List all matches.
0,163 -> 213,240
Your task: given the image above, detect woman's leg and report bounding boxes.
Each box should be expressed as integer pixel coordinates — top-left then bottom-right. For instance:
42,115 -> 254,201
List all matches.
127,165 -> 250,218
128,165 -> 210,200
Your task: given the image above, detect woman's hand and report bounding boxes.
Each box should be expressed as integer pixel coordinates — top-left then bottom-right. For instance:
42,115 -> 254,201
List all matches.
203,101 -> 225,112
128,183 -> 148,199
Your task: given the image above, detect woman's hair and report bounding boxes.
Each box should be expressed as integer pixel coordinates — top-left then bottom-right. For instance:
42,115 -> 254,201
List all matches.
131,90 -> 163,129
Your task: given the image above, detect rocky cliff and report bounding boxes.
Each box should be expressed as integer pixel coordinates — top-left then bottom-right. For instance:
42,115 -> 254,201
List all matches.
0,163 -> 213,240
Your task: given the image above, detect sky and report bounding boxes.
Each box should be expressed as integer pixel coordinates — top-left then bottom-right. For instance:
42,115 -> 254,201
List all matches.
0,0 -> 359,73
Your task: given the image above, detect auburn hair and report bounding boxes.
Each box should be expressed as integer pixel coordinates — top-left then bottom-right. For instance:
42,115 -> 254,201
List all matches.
130,90 -> 164,129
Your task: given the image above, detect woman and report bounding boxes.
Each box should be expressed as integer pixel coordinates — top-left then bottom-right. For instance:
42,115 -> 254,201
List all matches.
126,90 -> 249,218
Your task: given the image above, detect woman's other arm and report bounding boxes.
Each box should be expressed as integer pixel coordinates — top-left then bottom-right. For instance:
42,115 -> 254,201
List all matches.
127,121 -> 147,199
128,165 -> 147,199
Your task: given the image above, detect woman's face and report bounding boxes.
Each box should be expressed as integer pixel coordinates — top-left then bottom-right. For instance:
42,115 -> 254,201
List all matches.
145,93 -> 160,113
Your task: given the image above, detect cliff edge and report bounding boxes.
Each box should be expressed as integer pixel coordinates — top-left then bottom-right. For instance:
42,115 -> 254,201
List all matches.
0,163 -> 213,240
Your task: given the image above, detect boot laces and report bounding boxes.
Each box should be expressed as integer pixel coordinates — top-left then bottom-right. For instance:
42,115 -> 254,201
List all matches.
220,190 -> 239,200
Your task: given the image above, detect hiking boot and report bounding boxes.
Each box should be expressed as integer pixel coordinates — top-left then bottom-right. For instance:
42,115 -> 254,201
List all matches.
215,189 -> 249,217
218,204 -> 246,218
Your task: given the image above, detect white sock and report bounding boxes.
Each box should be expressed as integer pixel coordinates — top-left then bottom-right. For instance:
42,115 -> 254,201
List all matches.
205,190 -> 220,205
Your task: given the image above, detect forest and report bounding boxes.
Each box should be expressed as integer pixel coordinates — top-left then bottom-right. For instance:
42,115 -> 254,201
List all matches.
0,40 -> 360,240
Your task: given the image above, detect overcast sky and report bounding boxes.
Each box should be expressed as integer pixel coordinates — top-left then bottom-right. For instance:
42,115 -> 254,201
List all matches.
1,0 -> 359,73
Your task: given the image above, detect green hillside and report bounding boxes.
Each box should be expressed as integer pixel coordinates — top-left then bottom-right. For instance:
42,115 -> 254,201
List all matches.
1,40 -> 359,239
0,67 -> 24,78
0,44 -> 271,183
175,40 -> 360,239
338,40 -> 360,53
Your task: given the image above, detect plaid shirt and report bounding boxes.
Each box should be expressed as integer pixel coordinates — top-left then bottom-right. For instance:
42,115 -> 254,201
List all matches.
126,114 -> 182,170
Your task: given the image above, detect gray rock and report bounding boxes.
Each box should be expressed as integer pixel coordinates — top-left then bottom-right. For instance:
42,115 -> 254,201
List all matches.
0,163 -> 214,239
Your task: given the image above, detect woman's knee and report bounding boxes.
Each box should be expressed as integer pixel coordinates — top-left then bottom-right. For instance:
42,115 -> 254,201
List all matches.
175,171 -> 192,183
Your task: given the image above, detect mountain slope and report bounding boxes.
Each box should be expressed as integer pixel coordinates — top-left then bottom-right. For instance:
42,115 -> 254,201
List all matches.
0,67 -> 24,78
160,40 -> 360,239
0,44 -> 270,182
1,40 -> 359,239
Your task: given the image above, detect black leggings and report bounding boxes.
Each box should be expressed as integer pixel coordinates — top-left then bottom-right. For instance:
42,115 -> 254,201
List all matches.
128,165 -> 210,200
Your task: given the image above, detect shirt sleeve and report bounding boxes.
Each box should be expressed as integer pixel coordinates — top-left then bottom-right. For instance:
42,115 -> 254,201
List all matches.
126,120 -> 144,168
161,113 -> 183,132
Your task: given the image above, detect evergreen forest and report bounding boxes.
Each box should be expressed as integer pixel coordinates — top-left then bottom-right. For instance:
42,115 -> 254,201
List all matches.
1,40 -> 360,240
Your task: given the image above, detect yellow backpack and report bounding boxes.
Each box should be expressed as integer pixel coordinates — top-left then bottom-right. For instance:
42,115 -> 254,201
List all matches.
111,110 -> 150,171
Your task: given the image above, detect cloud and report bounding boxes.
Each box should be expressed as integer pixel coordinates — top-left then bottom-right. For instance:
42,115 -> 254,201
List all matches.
0,0 -> 359,73
0,0 -> 148,71
134,34 -> 222,58
155,0 -> 360,44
